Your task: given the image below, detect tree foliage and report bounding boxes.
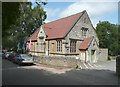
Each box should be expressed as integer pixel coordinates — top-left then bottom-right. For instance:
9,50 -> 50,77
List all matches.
96,21 -> 119,56
2,2 -> 47,50
2,2 -> 20,38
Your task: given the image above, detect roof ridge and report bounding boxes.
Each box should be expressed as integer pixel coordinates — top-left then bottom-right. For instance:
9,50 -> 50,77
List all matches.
44,10 -> 85,25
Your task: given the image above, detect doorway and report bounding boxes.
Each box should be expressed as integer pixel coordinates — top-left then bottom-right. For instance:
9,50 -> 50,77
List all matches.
80,51 -> 86,62
91,50 -> 95,63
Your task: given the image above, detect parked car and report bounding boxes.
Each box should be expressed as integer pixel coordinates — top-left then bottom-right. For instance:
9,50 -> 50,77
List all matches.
14,54 -> 34,65
2,52 -> 6,59
8,51 -> 16,61
4,52 -> 11,59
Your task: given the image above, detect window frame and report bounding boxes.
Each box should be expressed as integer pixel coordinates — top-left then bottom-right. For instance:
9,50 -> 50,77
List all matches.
57,40 -> 62,52
81,27 -> 88,37
39,38 -> 44,52
70,40 -> 76,53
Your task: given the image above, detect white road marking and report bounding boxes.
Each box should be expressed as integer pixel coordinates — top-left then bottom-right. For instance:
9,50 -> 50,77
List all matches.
93,64 -> 98,67
83,63 -> 88,69
88,63 -> 94,68
80,63 -> 106,70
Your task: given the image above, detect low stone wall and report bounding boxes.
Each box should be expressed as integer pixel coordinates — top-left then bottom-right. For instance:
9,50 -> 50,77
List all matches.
38,56 -> 81,68
98,48 -> 108,61
116,55 -> 120,77
29,51 -> 45,56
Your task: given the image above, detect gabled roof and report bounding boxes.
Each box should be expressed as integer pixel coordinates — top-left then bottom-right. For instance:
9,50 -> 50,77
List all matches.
79,37 -> 93,50
28,10 -> 86,41
28,28 -> 39,41
43,11 -> 84,39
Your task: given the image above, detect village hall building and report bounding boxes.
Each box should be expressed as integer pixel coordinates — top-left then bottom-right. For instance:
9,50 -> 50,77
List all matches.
27,10 -> 108,63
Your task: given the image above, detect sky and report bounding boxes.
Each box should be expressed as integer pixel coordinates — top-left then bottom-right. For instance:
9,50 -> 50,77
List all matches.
31,0 -> 119,28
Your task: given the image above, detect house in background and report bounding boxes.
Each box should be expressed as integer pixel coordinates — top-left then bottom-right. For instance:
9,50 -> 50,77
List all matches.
27,10 -> 108,63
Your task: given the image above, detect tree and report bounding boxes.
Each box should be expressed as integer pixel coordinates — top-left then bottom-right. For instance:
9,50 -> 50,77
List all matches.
118,25 -> 120,55
3,2 -> 47,50
96,21 -> 119,56
2,2 -> 20,38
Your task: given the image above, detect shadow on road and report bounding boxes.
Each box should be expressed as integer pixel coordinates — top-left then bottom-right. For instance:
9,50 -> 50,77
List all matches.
2,59 -> 118,85
48,69 -> 118,85
2,59 -> 35,69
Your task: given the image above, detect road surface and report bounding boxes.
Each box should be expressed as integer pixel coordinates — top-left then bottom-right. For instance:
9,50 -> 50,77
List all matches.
2,59 -> 118,85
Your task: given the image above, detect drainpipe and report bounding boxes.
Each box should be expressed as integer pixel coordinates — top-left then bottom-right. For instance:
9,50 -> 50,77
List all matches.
34,42 -> 35,56
48,40 -> 49,56
85,51 -> 87,63
44,42 -> 45,53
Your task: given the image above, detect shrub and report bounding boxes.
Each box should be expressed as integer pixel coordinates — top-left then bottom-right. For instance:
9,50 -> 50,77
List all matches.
108,56 -> 111,60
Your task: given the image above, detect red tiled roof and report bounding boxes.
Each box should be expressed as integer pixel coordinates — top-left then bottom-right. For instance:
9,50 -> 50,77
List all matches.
43,12 -> 83,39
79,37 -> 93,50
28,10 -> 85,41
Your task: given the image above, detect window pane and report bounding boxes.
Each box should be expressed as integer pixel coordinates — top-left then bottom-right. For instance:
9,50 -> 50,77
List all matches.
70,40 -> 76,53
57,40 -> 62,52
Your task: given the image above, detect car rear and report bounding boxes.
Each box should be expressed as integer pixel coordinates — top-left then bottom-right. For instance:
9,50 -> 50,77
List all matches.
21,58 -> 33,64
5,52 -> 10,59
19,54 -> 34,65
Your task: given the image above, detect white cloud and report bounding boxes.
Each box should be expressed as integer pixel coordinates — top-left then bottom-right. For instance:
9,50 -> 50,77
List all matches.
39,0 -> 119,2
44,19 -> 50,23
44,8 -> 61,18
60,2 -> 117,17
60,2 -> 118,27
43,1 -> 118,28
77,0 -> 119,2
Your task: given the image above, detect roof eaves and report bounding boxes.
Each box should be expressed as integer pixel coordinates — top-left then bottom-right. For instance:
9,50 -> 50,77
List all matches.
79,36 -> 93,50
46,37 -> 64,40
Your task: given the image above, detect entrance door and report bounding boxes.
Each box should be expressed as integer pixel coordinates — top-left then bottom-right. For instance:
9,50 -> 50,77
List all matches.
91,50 -> 95,63
80,51 -> 86,62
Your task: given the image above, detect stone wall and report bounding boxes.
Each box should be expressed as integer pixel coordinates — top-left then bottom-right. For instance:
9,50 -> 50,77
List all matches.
37,56 -> 81,68
98,48 -> 108,61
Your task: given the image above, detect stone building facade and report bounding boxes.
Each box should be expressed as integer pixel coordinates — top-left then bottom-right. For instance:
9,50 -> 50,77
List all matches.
27,10 -> 107,63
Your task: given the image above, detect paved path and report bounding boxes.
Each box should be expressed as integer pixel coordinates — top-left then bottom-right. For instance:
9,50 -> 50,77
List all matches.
80,60 -> 116,71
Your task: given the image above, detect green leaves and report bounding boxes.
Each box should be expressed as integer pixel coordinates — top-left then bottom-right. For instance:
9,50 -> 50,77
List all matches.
2,2 -> 20,38
96,21 -> 119,56
2,2 -> 47,50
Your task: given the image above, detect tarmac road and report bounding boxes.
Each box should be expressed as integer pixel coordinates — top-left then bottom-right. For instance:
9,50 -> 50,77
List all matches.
2,59 -> 118,85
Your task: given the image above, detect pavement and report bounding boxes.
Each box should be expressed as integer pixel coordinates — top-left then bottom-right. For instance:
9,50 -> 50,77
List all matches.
2,59 -> 118,85
79,60 -> 116,71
